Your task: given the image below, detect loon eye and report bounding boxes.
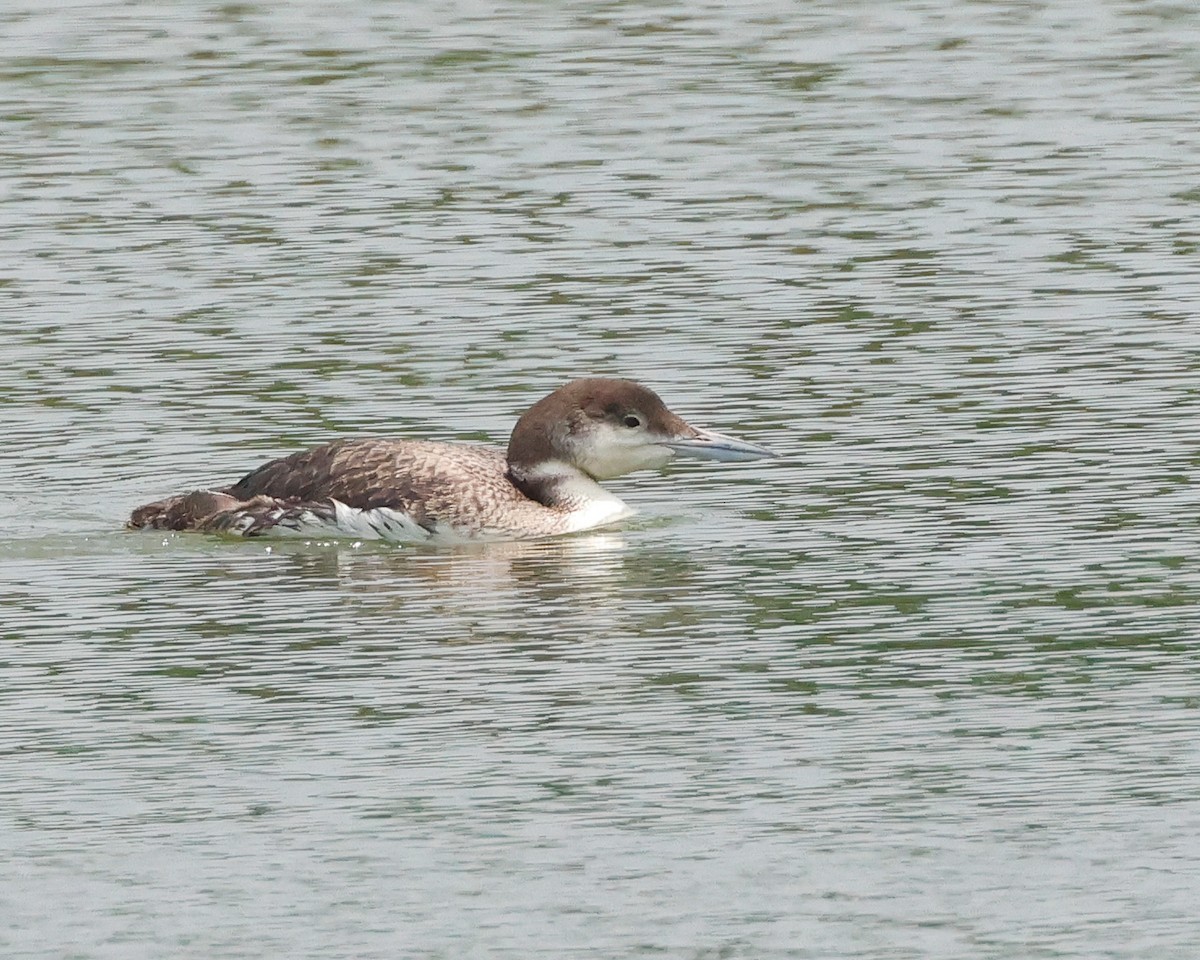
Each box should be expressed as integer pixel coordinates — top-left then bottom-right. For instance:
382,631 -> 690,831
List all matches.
623,415 -> 641,429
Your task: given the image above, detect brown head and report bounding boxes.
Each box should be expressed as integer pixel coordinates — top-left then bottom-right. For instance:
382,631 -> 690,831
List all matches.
506,377 -> 775,482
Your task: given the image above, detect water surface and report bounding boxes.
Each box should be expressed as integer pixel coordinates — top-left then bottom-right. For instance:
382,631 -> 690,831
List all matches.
3,1 -> 1200,957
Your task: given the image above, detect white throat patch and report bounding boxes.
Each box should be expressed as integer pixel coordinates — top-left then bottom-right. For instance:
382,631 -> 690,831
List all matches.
523,461 -> 635,532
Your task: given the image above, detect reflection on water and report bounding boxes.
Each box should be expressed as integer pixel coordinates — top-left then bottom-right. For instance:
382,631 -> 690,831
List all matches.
6,526 -> 1200,957
4,0 -> 1200,957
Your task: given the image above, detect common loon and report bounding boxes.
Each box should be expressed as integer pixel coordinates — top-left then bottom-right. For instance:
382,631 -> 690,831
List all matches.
128,377 -> 776,543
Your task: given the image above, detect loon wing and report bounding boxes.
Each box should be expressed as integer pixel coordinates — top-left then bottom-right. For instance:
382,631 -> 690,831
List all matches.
128,438 -> 514,541
228,438 -> 431,510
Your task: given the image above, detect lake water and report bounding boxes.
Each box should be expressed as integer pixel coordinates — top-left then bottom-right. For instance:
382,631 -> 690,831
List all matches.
3,1 -> 1200,957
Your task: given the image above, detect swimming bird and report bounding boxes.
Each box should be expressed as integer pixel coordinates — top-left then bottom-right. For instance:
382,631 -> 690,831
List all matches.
127,377 -> 776,543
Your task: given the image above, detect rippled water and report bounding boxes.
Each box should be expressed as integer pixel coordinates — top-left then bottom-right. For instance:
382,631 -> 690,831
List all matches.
4,1 -> 1200,957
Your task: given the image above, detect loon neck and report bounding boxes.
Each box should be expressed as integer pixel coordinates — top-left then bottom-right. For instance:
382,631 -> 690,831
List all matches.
507,460 -> 614,510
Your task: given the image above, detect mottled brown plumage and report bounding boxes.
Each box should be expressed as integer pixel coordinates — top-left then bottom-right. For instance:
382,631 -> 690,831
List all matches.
129,439 -> 586,540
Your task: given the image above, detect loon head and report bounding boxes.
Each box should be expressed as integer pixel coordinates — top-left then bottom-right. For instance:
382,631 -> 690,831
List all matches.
506,378 -> 776,483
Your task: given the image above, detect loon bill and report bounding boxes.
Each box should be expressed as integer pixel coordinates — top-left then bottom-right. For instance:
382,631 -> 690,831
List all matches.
127,377 -> 777,543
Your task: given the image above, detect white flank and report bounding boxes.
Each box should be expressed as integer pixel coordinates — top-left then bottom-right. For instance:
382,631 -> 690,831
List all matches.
232,473 -> 632,544
332,500 -> 432,543
247,501 -> 433,543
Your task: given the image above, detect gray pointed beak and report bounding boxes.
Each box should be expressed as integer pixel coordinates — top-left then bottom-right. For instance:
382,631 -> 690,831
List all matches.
662,426 -> 778,462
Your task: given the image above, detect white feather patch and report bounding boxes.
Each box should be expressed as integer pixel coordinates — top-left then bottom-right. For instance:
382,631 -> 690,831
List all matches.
331,500 -> 432,543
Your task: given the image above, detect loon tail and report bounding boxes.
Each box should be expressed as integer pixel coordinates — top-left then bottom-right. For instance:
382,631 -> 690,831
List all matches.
127,490 -> 337,537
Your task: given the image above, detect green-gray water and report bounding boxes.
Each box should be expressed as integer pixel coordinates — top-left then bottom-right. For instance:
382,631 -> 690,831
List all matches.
3,2 -> 1199,957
